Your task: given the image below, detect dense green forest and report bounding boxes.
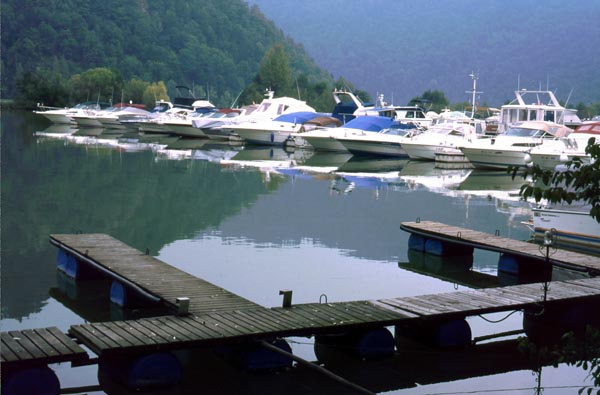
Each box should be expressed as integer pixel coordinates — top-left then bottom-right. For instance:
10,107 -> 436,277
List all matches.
1,0 -> 342,109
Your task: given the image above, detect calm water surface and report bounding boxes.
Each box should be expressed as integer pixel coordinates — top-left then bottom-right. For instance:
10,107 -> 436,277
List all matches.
0,110 -> 593,394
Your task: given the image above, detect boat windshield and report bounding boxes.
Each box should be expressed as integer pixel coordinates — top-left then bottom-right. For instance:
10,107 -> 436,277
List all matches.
382,123 -> 418,136
505,127 -> 546,138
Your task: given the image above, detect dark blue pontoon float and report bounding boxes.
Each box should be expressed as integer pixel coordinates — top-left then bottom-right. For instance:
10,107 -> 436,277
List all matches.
314,327 -> 396,364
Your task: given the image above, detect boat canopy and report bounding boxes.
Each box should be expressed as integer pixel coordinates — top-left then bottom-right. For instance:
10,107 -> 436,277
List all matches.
506,121 -> 572,138
575,122 -> 600,134
274,111 -> 325,124
344,115 -> 394,132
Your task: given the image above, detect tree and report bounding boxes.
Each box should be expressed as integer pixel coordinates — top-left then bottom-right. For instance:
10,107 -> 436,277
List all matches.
122,79 -> 149,105
513,138 -> 600,223
142,81 -> 169,109
14,70 -> 69,108
69,67 -> 122,104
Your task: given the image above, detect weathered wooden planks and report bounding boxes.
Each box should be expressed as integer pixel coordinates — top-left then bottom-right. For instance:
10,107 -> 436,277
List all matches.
68,277 -> 600,357
50,234 -> 261,315
401,221 -> 600,273
1,327 -> 88,369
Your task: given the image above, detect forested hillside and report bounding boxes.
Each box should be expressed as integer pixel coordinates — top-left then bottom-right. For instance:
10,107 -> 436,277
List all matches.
1,0 -> 333,107
249,0 -> 600,107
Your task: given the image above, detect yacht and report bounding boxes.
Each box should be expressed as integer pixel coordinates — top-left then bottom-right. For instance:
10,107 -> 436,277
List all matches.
34,101 -> 111,124
232,111 -> 331,146
527,121 -> 599,169
401,115 -> 487,160
296,115 -> 394,152
459,121 -> 572,169
335,122 -> 420,157
497,89 -> 581,133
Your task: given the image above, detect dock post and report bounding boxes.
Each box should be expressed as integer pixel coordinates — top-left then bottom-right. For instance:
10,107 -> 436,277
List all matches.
175,297 -> 190,316
279,290 -> 293,308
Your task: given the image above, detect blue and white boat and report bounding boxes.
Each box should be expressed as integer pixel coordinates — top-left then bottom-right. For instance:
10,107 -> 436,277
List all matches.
336,122 -> 421,157
296,115 -> 395,152
232,111 -> 335,146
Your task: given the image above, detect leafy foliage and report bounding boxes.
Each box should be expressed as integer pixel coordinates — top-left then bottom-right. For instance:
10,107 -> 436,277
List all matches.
1,0 -> 333,107
513,138 -> 600,222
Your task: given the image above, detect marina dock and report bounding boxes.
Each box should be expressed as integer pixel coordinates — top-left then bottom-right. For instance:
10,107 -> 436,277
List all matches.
45,233 -> 600,358
3,231 -> 600,394
400,220 -> 600,274
1,327 -> 88,369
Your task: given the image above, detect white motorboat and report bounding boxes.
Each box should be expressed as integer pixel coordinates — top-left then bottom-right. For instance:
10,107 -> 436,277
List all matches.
401,117 -> 487,160
530,203 -> 600,255
95,105 -> 150,129
459,121 -> 572,169
527,121 -> 600,169
224,91 -> 316,138
295,115 -> 395,152
232,111 -> 333,146
335,122 -> 420,157
137,99 -> 215,134
497,89 -> 581,133
34,101 -> 110,124
190,109 -> 244,140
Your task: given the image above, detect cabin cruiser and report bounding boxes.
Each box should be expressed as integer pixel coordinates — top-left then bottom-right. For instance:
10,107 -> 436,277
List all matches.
95,105 -> 150,129
136,99 -> 215,134
232,111 -> 335,146
190,109 -> 244,140
527,121 -> 599,169
335,122 -> 420,157
295,115 -> 394,152
401,114 -> 487,160
34,101 -> 111,124
497,89 -> 581,133
459,121 -> 572,169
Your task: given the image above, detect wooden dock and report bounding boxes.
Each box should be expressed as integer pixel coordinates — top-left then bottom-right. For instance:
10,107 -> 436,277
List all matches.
400,220 -> 600,274
50,234 -> 261,315
44,233 -> 600,360
69,276 -> 600,357
1,327 -> 88,369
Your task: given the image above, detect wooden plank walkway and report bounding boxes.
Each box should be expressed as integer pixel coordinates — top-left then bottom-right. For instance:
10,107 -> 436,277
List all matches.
50,234 -> 261,315
1,327 -> 88,369
400,221 -> 600,274
69,276 -> 600,357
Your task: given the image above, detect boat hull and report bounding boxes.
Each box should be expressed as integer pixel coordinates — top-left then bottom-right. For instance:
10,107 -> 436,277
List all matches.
338,138 -> 407,157
533,208 -> 600,255
460,146 -> 529,169
235,128 -> 293,146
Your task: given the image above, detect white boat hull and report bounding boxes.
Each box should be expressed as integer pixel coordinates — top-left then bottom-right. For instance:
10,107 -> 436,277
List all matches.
338,138 -> 407,157
235,128 -> 293,146
36,112 -> 74,124
302,135 -> 348,152
532,207 -> 600,255
460,146 -> 530,169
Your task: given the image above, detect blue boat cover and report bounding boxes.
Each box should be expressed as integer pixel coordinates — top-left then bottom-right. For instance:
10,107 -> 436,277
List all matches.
274,112 -> 325,123
344,116 -> 394,132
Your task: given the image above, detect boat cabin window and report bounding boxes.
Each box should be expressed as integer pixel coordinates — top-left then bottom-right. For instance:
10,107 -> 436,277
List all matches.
505,127 -> 546,137
544,111 -> 555,122
256,102 -> 271,113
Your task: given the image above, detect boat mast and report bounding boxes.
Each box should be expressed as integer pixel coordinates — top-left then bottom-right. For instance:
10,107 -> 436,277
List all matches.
466,72 -> 482,119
